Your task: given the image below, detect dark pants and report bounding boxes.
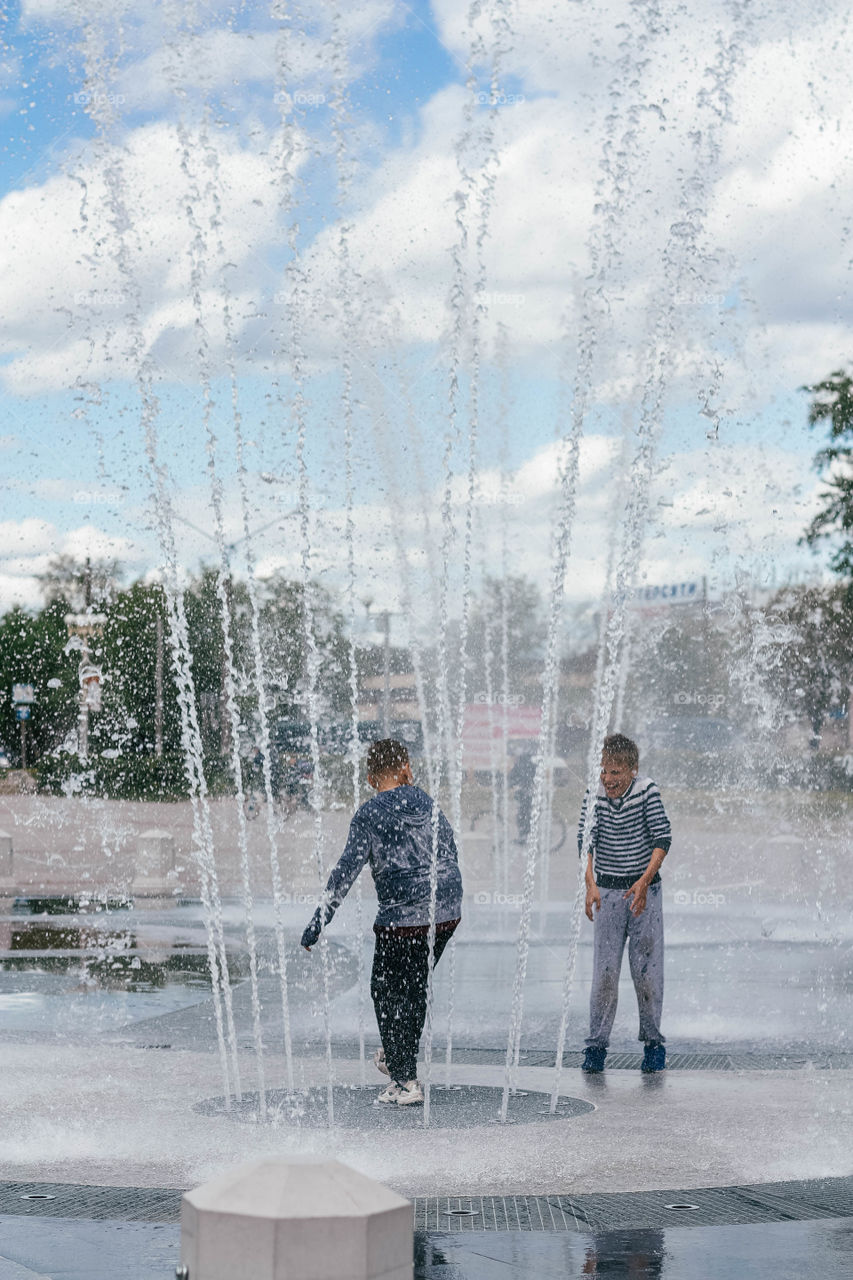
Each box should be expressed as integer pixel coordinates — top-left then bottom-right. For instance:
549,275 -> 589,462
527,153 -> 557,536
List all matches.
370,922 -> 458,1084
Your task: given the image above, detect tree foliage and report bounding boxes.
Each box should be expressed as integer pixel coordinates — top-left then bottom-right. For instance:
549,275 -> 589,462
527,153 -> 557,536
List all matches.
467,574 -> 546,696
801,369 -> 853,577
767,583 -> 852,742
38,554 -> 120,610
0,562 -> 353,793
0,600 -> 79,763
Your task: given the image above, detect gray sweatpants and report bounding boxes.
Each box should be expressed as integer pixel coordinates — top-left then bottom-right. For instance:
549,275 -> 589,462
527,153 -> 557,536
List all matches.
586,883 -> 665,1049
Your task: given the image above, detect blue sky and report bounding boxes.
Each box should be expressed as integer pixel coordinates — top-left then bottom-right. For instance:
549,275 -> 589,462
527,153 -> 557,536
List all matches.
0,0 -> 849,615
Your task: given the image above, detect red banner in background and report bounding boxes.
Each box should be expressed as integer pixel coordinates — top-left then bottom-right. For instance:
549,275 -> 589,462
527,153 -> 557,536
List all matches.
462,703 -> 542,770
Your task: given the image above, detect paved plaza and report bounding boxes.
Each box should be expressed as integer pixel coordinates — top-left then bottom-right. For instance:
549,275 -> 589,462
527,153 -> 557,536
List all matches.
1,790 -> 851,1275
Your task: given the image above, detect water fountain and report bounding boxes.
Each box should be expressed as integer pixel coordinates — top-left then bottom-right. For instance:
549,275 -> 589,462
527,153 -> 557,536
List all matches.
1,5 -> 852,1271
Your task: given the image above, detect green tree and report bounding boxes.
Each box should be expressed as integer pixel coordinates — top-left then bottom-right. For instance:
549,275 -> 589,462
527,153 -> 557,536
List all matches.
0,564 -> 355,792
258,574 -> 352,727
183,566 -> 234,762
467,575 -> 546,698
625,606 -> 737,729
38,554 -> 120,610
802,369 -> 853,577
768,583 -> 852,745
97,582 -> 180,758
0,601 -> 78,765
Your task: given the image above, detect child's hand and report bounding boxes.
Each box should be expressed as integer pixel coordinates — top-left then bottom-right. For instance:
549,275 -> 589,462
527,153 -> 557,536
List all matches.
585,885 -> 601,920
624,880 -> 648,916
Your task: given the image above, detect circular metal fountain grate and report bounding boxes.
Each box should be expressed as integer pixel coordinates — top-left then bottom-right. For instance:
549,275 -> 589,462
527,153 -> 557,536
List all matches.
194,1084 -> 595,1129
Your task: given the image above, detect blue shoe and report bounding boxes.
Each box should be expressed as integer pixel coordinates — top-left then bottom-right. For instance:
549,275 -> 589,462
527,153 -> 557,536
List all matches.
582,1046 -> 607,1073
641,1043 -> 666,1073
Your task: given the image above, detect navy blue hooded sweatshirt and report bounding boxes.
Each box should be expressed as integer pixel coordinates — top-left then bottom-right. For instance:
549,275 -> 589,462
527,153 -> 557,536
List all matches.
300,784 -> 463,946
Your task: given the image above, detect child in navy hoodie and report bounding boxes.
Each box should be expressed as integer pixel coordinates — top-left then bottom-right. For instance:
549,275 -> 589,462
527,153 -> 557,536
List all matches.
301,738 -> 463,1105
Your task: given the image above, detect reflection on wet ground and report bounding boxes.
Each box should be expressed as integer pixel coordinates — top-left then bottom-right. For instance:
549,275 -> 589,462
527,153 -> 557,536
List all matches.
0,898 -> 356,1038
413,1220 -> 853,1278
1,918 -> 234,988
0,899 -> 244,1033
0,1214 -> 851,1280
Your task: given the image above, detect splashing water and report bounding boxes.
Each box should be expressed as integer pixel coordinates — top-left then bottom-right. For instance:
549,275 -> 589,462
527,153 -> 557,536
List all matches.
547,0 -> 760,1110
72,18 -> 241,1106
329,4 -> 369,1084
168,58 -> 268,1114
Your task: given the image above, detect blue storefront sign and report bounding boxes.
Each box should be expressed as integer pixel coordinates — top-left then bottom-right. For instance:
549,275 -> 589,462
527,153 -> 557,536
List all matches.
634,581 -> 702,604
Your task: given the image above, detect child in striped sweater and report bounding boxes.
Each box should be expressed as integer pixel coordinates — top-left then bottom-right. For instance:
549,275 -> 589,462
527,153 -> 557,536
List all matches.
577,733 -> 672,1073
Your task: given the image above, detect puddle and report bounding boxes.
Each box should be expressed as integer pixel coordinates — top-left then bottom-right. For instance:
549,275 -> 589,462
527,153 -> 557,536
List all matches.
0,922 -> 239,989
13,896 -> 133,915
0,901 -> 360,1040
0,907 -> 250,1032
0,919 -> 248,989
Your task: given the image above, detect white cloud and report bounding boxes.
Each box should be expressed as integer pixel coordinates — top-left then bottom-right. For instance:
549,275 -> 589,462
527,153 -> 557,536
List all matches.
1,0 -> 851,630
0,121 -> 289,395
22,0 -> 399,118
4,0 -> 853,410
0,518 -> 58,556
0,516 -> 144,611
0,423 -> 828,625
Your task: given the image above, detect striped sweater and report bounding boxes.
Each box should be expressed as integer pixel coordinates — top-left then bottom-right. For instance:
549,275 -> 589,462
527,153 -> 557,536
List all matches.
577,777 -> 672,887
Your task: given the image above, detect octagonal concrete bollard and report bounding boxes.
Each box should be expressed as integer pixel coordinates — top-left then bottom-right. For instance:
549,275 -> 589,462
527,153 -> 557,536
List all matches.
180,1158 -> 413,1280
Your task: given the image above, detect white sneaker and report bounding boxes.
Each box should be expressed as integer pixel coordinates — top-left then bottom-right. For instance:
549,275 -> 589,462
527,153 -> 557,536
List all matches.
373,1047 -> 390,1078
377,1081 -> 403,1104
395,1079 -> 424,1106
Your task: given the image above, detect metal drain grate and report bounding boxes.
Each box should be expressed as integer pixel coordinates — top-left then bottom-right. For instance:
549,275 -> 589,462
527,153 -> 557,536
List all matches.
260,1044 -> 853,1072
1,1177 -> 850,1232
414,1196 -> 595,1232
412,1178 -> 853,1232
0,1182 -> 183,1222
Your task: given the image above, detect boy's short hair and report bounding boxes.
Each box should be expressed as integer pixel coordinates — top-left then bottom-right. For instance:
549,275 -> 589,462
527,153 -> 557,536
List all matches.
366,738 -> 410,778
601,733 -> 639,770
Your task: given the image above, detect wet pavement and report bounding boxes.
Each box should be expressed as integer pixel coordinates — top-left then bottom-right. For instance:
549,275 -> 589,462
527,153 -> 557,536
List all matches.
413,1219 -> 853,1278
1,825 -> 852,1271
5,895 -> 850,1055
1,1212 -> 852,1279
1,895 -> 852,1199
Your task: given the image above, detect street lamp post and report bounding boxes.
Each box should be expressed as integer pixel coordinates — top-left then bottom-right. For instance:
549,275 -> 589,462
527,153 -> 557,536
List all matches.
12,684 -> 35,769
381,611 -> 391,738
155,612 -> 164,758
64,615 -> 107,762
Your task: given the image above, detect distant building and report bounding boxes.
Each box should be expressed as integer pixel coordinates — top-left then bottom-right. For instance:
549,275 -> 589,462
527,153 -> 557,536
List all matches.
357,669 -> 421,724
